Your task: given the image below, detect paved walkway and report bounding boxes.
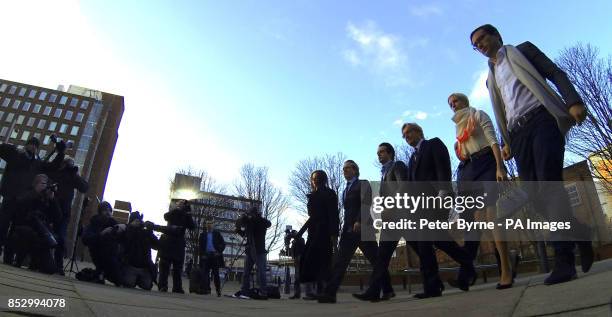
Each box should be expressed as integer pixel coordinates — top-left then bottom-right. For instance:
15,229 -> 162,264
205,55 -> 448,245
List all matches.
1,259 -> 611,316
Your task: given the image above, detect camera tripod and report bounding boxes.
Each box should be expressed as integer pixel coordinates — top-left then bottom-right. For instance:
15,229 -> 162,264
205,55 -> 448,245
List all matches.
64,197 -> 89,276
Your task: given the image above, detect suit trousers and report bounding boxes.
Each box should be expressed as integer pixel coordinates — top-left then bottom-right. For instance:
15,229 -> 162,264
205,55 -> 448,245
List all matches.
324,231 -> 393,296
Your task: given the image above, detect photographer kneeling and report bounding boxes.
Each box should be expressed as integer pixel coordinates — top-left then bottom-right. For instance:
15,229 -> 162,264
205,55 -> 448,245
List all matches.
115,212 -> 159,290
82,201 -> 122,286
10,174 -> 61,274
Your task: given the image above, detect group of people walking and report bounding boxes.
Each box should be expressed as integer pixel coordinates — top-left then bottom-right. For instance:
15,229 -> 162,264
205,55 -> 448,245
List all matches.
287,24 -> 594,303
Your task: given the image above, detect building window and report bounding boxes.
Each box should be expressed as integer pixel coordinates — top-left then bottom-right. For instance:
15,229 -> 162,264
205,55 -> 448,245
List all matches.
18,87 -> 26,97
59,95 -> 68,105
0,83 -> 7,92
28,89 -> 37,99
39,91 -> 47,101
0,110 -> 3,120
0,127 -> 7,137
80,100 -> 90,110
49,94 -> 57,103
43,106 -> 52,116
565,183 -> 582,207
20,130 -> 30,141
5,113 -> 14,122
65,110 -> 73,121
33,132 -> 41,140
8,86 -> 17,94
16,115 -> 25,125
59,123 -> 68,133
69,98 -> 78,107
48,121 -> 57,131
37,119 -> 46,129
23,102 -> 31,112
70,126 -> 79,136
1,98 -> 10,108
54,109 -> 62,118
12,99 -> 21,109
10,129 -> 18,139
75,112 -> 84,122
39,149 -> 47,158
43,135 -> 51,145
26,117 -> 35,127
33,104 -> 42,113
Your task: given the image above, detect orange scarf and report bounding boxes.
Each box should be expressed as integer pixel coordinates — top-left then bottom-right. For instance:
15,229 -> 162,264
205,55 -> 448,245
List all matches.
455,113 -> 476,161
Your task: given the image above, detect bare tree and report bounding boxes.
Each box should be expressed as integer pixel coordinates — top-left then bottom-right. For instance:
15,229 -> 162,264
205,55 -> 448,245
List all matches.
556,43 -> 612,192
234,164 -> 289,252
288,152 -> 347,232
169,167 -> 226,266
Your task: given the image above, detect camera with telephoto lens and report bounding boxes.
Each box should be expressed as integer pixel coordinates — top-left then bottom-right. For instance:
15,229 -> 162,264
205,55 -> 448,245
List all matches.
49,134 -> 74,150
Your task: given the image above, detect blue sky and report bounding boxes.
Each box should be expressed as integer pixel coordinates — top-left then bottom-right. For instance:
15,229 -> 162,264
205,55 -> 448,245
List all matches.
1,0 -> 611,226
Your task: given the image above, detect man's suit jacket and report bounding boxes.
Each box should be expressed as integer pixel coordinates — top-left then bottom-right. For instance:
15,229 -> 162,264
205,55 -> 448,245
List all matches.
486,41 -> 583,146
199,230 -> 226,267
342,179 -> 373,236
407,138 -> 453,223
380,160 -> 408,197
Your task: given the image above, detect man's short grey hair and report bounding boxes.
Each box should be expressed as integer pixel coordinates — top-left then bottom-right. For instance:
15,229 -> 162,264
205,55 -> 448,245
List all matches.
401,122 -> 425,138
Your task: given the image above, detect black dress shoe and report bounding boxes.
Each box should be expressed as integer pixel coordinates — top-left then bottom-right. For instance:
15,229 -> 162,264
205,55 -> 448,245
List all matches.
380,292 -> 396,301
352,293 -> 380,302
413,291 -> 441,299
317,294 -> 337,303
302,294 -> 318,300
289,294 -> 300,299
495,282 -> 513,290
457,264 -> 476,291
543,269 -> 577,285
577,241 -> 594,273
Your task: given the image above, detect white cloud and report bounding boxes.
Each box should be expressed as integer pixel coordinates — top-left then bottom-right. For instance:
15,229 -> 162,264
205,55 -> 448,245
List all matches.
414,111 -> 428,120
343,49 -> 361,66
393,119 -> 403,126
345,21 -> 405,70
469,68 -> 490,106
410,4 -> 443,17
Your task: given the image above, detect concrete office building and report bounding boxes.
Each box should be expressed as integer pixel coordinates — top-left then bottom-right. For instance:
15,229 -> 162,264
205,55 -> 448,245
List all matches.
0,79 -> 124,260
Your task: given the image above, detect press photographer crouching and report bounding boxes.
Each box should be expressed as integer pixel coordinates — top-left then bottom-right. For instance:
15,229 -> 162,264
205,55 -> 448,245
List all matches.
115,211 -> 159,290
284,229 -> 306,299
151,199 -> 195,293
9,174 -> 61,274
234,206 -> 271,299
82,201 -> 122,286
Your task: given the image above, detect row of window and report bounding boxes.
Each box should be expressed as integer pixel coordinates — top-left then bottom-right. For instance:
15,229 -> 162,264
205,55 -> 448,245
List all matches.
0,98 -> 85,122
0,128 -> 75,152
0,83 -> 90,110
0,112 -> 80,136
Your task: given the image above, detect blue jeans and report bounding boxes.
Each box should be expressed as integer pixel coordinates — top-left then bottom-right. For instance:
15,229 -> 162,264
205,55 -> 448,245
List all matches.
241,251 -> 267,293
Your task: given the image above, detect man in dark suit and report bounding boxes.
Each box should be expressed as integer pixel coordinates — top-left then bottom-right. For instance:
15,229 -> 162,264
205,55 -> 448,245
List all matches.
353,143 -> 411,302
471,24 -> 593,285
318,160 -> 393,303
401,123 -> 476,298
199,218 -> 226,296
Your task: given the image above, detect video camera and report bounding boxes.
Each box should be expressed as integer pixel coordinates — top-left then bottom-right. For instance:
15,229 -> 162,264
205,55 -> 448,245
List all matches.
49,134 -> 74,151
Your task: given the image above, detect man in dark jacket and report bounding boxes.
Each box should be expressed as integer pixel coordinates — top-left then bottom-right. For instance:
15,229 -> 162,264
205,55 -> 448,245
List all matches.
82,201 -> 122,286
10,174 -> 61,274
154,199 -> 195,293
235,206 -> 271,299
0,137 -> 65,263
118,212 -> 159,290
318,160 -> 393,303
47,156 -> 88,275
286,230 -> 306,299
199,218 -> 225,296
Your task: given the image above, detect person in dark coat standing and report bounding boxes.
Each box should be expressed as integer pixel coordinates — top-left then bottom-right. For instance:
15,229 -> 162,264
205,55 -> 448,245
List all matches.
0,137 -> 65,264
198,218 -> 225,296
286,230 -> 306,299
47,156 -> 89,275
155,199 -> 195,293
235,206 -> 271,299
296,170 -> 339,300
